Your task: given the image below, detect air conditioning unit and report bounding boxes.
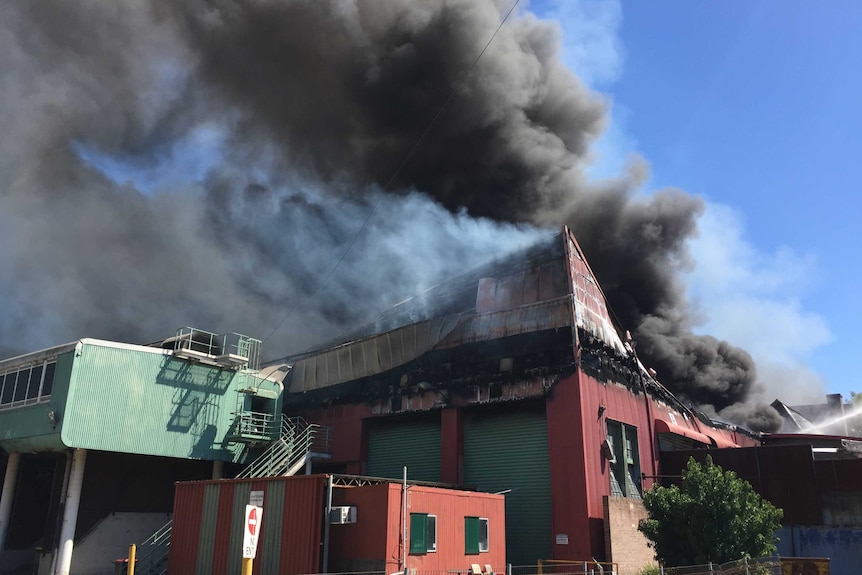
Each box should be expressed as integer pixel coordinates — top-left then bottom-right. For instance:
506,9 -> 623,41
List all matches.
329,506 -> 357,524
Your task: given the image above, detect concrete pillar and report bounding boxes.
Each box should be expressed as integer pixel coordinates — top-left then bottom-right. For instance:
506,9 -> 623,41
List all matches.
440,408 -> 462,484
0,452 -> 21,558
49,453 -> 74,575
212,460 -> 224,480
54,448 -> 86,575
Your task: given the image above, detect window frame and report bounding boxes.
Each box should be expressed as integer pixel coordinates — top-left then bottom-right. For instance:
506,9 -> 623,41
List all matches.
606,419 -> 642,498
465,516 -> 489,554
0,360 -> 56,411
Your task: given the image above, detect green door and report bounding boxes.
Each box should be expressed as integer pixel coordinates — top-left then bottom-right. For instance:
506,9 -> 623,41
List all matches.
464,403 -> 551,565
366,414 -> 441,482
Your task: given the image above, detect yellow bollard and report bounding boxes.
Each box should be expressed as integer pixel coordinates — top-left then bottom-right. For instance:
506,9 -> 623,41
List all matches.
127,544 -> 136,575
241,557 -> 253,575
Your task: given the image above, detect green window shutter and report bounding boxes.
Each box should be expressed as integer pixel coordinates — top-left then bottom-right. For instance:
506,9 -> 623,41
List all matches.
465,516 -> 480,554
410,513 -> 428,555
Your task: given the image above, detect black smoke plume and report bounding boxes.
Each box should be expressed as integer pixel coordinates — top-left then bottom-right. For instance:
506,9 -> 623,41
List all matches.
0,0 -> 780,430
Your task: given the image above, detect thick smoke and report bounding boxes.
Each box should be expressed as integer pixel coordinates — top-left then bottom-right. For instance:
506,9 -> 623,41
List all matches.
0,1 -> 780,430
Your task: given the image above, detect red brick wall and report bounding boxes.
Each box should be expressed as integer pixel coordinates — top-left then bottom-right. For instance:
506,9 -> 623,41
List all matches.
603,496 -> 655,575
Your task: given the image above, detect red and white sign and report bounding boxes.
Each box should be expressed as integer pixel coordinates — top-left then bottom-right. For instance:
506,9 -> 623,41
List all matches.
242,505 -> 263,559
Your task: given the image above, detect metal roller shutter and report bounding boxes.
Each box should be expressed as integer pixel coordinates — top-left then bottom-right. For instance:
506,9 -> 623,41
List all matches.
464,404 -> 551,565
367,414 -> 441,482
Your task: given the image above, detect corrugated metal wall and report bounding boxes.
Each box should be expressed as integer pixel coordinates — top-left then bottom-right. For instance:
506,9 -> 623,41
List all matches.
367,414 -> 441,482
463,404 -> 551,565
60,341 -> 277,462
168,475 -> 326,575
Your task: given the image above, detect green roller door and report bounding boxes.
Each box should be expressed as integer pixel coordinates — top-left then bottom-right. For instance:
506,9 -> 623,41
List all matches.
367,414 -> 441,482
464,404 -> 551,565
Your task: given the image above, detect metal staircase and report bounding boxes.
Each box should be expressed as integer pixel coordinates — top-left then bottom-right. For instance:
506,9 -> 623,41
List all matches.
237,416 -> 331,478
127,416 -> 330,575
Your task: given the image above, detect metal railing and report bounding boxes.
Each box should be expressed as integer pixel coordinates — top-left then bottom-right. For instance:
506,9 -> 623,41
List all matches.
173,327 -> 262,370
536,560 -> 618,575
232,410 -> 280,440
657,557 -> 781,575
121,521 -> 172,575
236,415 -> 331,479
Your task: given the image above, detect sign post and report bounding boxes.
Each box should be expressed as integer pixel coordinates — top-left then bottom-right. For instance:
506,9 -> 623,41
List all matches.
242,504 -> 263,575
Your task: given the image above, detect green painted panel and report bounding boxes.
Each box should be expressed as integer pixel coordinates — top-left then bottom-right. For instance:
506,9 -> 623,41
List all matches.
367,414 -> 440,482
260,481 -> 284,574
409,513 -> 428,555
465,516 -> 480,554
464,405 -> 551,565
60,342 -> 279,462
227,482 -> 251,573
197,483 -> 221,575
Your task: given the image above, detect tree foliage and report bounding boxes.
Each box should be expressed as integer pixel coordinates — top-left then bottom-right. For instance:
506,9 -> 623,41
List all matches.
638,456 -> 783,567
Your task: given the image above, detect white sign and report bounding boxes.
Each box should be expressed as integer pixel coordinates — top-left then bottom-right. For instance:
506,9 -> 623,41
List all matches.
250,490 -> 264,507
242,505 -> 263,559
555,533 -> 569,545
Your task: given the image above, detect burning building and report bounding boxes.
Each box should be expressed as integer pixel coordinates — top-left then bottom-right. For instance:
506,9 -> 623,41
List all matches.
279,226 -> 759,569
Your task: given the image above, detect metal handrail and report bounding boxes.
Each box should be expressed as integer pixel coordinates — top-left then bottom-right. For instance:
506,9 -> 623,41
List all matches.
121,521 -> 172,575
236,415 -> 331,478
232,410 -> 279,439
173,327 -> 262,370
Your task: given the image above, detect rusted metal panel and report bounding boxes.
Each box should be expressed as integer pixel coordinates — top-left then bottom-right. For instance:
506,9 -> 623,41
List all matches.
278,475 -> 326,574
565,232 -> 627,353
170,475 -> 326,574
259,480 -> 285,575
226,481 -> 252,572
196,483 -> 221,575
475,261 -> 568,314
211,480 -> 234,575
437,296 -> 574,348
166,481 -> 206,575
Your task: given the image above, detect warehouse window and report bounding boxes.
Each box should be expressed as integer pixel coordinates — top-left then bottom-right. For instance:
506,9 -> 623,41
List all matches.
410,513 -> 437,554
465,516 -> 489,554
0,361 -> 56,410
606,420 -> 642,499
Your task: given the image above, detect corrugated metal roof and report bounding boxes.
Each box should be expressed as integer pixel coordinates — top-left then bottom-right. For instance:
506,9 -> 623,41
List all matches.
437,296 -> 574,348
290,315 -> 462,393
287,227 -> 631,394
0,341 -> 79,371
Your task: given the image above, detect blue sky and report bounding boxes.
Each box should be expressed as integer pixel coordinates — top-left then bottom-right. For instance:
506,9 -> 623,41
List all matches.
533,0 -> 861,403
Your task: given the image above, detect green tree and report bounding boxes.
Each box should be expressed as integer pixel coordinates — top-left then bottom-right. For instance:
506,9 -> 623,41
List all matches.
638,456 -> 783,567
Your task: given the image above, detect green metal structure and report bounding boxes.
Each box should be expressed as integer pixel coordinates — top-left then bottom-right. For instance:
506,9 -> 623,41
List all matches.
0,329 -> 280,463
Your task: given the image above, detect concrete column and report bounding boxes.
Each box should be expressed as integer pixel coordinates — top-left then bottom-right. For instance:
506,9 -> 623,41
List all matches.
54,448 -> 87,575
0,452 -> 22,559
212,460 -> 224,480
49,453 -> 74,575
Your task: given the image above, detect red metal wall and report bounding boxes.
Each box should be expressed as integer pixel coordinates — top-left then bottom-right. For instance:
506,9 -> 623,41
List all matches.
168,475 -> 326,575
548,368 -> 665,560
331,482 -> 506,572
406,484 -> 507,572
303,403 -> 373,474
545,366 -> 754,562
440,407 -> 463,484
330,483 -> 393,571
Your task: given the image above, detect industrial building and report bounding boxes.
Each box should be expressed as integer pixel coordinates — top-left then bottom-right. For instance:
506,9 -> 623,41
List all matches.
280,227 -> 759,569
1,226 -> 859,575
0,330 -> 301,574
